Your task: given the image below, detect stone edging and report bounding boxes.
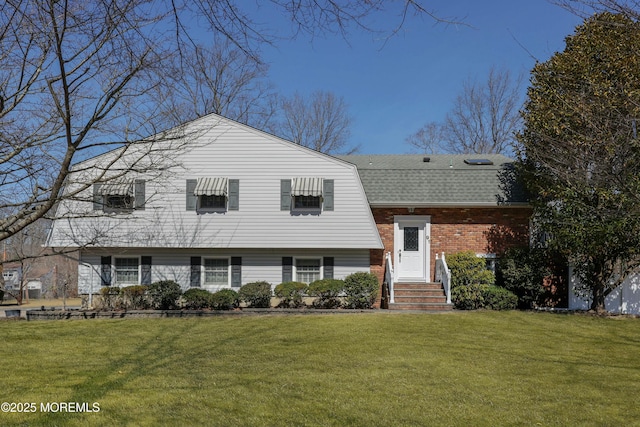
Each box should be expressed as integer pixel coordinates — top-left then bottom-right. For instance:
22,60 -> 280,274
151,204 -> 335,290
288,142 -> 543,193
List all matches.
25,308 -> 381,320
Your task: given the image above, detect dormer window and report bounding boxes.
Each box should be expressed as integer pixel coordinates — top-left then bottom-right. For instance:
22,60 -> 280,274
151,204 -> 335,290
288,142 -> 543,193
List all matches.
194,177 -> 228,211
186,178 -> 239,212
93,180 -> 145,212
280,178 -> 334,213
291,177 -> 323,211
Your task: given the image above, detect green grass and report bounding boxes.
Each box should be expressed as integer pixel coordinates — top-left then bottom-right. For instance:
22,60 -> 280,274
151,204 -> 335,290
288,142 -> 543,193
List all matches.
1,311 -> 640,426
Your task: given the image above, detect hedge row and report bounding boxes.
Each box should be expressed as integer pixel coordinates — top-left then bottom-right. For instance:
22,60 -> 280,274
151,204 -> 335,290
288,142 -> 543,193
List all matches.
96,272 -> 379,311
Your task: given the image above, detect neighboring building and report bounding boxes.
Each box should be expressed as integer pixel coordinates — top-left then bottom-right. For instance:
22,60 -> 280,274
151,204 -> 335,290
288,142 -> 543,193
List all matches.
339,155 -> 531,309
568,269 -> 640,314
2,266 -> 22,293
47,114 -> 383,297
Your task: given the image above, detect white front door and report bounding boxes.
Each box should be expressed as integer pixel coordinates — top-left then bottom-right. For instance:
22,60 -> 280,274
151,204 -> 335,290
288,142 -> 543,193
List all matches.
394,216 -> 430,282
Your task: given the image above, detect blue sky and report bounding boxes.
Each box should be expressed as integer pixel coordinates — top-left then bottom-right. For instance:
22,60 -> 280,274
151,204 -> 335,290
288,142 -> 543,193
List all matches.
259,1 -> 584,154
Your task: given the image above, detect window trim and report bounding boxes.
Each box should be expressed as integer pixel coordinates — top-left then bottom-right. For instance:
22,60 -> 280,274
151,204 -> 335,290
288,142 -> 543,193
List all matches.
113,256 -> 141,286
202,257 -> 231,287
293,257 -> 323,284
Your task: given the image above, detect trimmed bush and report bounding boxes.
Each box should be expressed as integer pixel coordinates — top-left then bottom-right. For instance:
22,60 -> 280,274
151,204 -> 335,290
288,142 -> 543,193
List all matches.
496,246 -> 551,309
120,285 -> 149,310
343,272 -> 379,309
182,288 -> 213,310
148,280 -> 182,310
274,281 -> 308,308
451,283 -> 489,310
99,286 -> 121,310
307,279 -> 344,309
210,289 -> 240,310
238,281 -> 272,308
483,286 -> 518,310
447,251 -> 495,288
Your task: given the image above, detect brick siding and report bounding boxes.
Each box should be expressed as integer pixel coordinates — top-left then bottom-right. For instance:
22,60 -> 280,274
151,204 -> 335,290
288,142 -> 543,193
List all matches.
371,206 -> 532,306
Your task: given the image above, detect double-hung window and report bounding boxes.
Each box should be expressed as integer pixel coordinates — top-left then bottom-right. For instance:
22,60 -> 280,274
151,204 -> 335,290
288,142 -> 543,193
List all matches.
203,258 -> 229,286
115,257 -> 139,285
295,258 -> 321,284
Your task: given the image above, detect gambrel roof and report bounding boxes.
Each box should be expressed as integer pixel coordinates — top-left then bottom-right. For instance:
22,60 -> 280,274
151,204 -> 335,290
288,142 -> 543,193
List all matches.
338,154 -> 528,207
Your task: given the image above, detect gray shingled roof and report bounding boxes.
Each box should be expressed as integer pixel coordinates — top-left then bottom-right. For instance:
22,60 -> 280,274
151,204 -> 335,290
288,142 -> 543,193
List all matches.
337,154 -> 528,206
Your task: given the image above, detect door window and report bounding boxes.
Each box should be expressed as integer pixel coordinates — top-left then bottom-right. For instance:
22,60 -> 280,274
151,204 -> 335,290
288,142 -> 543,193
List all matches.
404,227 -> 419,251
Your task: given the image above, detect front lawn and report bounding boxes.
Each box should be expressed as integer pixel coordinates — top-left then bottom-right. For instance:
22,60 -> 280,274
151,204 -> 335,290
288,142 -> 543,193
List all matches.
1,311 -> 639,426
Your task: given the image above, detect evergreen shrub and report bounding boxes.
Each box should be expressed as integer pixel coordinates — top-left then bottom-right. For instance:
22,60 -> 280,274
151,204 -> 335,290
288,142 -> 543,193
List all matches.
148,280 -> 182,310
210,289 -> 240,310
120,285 -> 149,310
307,279 -> 344,309
343,272 -> 379,309
238,281 -> 272,308
483,286 -> 518,310
274,281 -> 307,308
182,288 -> 213,310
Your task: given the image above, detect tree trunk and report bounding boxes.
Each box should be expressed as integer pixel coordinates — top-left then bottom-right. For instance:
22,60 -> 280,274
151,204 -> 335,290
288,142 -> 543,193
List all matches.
590,283 -> 606,313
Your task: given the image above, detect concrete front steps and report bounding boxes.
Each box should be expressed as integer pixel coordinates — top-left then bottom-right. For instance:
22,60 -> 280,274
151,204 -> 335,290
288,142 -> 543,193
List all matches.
389,282 -> 453,311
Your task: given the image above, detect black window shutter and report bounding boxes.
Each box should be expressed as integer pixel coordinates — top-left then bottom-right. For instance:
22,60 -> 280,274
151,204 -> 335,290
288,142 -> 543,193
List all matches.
231,257 -> 242,287
280,179 -> 291,211
141,256 -> 152,285
228,179 -> 239,211
323,179 -> 334,211
186,179 -> 197,211
190,256 -> 201,287
100,256 -> 111,286
135,179 -> 146,210
282,257 -> 293,282
323,257 -> 334,279
93,184 -> 103,211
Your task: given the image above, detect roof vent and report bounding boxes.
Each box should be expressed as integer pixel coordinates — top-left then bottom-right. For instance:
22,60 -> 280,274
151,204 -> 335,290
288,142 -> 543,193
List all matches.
423,157 -> 430,163
464,158 -> 494,165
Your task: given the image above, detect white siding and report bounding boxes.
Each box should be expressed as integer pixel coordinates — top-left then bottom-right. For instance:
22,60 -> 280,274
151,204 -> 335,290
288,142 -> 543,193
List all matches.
78,248 -> 371,294
569,268 -> 640,314
49,114 -> 381,250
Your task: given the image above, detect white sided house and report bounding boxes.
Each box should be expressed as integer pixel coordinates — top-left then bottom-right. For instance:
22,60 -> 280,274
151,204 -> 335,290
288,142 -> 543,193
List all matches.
47,114 -> 382,296
568,268 -> 640,314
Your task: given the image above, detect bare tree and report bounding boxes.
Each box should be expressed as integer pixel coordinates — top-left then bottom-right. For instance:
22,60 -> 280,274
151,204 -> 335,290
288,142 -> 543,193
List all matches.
441,67 -> 523,154
0,0 -> 455,244
277,91 -> 356,154
405,122 -> 443,154
157,39 -> 279,130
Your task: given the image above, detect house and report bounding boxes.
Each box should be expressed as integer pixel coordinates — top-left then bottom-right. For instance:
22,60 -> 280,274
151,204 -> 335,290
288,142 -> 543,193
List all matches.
47,114 -> 532,310
2,266 -> 21,294
338,154 -> 531,309
47,114 -> 383,301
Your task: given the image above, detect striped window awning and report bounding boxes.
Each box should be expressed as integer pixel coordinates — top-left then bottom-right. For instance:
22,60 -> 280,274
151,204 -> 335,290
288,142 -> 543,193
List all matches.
291,177 -> 323,197
194,177 -> 228,196
98,180 -> 133,196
